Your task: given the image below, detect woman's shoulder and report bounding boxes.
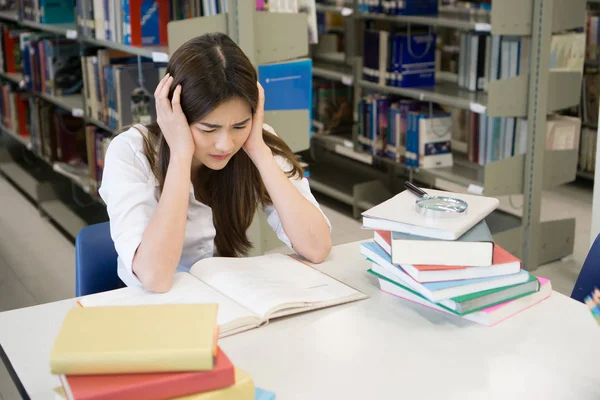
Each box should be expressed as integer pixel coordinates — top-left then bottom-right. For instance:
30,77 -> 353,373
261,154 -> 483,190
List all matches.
102,124 -> 155,183
108,124 -> 149,154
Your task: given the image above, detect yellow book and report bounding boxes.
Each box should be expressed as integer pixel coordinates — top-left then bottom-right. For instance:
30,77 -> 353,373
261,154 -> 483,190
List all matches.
50,304 -> 218,375
53,369 -> 254,400
178,368 -> 254,399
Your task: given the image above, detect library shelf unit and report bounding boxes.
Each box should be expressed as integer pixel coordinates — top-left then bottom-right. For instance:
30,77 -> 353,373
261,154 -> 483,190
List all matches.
309,0 -> 586,269
0,0 -> 312,247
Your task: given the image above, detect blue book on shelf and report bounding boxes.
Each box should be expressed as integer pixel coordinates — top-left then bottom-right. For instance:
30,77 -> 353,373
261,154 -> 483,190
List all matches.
123,0 -> 163,46
39,0 -> 76,24
398,32 -> 436,88
397,0 -> 438,15
258,58 -> 312,117
256,387 -> 276,400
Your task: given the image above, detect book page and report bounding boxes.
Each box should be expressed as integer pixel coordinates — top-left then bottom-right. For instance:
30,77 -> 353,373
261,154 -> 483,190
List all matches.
79,273 -> 258,332
189,254 -> 364,319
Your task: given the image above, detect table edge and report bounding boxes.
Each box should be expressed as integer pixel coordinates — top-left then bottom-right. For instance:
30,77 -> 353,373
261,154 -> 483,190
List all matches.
0,342 -> 31,400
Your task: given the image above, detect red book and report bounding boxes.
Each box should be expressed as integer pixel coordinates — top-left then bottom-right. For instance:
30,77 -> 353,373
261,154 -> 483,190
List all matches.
15,94 -> 29,137
129,0 -> 170,47
59,347 -> 235,400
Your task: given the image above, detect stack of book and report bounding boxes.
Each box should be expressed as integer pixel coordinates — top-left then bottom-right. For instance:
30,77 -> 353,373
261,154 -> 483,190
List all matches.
49,304 -> 276,400
360,188 -> 553,326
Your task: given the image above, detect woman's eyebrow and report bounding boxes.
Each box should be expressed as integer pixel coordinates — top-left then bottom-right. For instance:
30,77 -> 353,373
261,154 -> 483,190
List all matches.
198,122 -> 221,128
198,118 -> 250,128
233,118 -> 251,126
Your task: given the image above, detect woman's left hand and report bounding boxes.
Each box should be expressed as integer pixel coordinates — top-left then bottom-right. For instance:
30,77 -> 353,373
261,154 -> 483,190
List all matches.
243,82 -> 272,162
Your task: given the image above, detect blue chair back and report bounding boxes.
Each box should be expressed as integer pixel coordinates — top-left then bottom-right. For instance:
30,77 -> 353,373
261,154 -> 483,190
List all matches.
571,234 -> 600,303
75,222 -> 123,296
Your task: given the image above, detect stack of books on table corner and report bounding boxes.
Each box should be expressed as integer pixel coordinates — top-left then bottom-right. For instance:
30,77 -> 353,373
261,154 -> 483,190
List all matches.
49,304 -> 275,400
360,188 -> 553,327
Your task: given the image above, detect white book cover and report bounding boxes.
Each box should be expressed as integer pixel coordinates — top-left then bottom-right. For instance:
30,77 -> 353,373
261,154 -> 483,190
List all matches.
362,188 -> 500,240
418,114 -> 453,169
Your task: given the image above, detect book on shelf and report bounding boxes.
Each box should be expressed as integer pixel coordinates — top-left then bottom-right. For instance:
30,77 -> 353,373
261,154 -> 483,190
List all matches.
357,0 -> 438,15
407,110 -> 453,169
362,29 -> 436,88
312,78 -> 353,135
258,58 -> 313,113
579,127 -> 597,175
50,304 -> 220,375
78,253 -> 368,337
362,188 -> 500,241
81,50 -> 160,130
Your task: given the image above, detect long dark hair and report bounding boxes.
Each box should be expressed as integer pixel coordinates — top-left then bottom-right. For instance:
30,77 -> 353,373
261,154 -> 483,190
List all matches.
140,33 -> 303,257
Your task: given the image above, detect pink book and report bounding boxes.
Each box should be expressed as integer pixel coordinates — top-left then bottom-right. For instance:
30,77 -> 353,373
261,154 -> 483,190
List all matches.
379,277 -> 552,326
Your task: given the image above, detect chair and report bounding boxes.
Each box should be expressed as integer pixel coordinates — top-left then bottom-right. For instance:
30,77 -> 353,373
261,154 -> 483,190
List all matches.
75,222 -> 124,296
571,233 -> 600,303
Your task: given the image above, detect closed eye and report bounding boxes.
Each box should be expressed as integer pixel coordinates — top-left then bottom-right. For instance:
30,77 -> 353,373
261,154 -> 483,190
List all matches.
201,129 -> 216,133
233,125 -> 247,130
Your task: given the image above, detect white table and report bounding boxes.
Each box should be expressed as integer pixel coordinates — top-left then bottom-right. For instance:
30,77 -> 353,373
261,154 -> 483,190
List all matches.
1,242 -> 600,400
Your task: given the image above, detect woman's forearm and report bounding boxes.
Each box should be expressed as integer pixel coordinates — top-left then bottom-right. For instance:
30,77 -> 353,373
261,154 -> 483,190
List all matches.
252,147 -> 332,263
132,156 -> 191,292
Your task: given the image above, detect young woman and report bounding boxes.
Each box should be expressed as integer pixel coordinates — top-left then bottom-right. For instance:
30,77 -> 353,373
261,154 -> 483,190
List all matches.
99,33 -> 332,293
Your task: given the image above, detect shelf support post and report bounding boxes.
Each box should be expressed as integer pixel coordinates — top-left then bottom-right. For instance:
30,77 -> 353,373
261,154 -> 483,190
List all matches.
522,0 -> 553,270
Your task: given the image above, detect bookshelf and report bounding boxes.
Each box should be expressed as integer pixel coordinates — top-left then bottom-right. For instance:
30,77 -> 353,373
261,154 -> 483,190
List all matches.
0,0 -> 312,245
308,0 -> 586,269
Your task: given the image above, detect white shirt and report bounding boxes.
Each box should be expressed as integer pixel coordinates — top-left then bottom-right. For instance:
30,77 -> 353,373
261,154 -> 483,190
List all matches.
99,124 -> 330,288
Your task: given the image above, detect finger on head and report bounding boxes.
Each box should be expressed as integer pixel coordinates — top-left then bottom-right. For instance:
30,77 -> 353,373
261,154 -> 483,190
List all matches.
172,84 -> 182,107
160,76 -> 174,98
154,73 -> 170,96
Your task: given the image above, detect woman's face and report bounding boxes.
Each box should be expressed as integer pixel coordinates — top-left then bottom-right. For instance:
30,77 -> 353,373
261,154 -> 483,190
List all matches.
189,97 -> 253,170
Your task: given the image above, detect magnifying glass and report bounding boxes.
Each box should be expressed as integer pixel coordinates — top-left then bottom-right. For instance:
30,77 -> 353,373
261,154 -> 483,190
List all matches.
404,182 -> 468,218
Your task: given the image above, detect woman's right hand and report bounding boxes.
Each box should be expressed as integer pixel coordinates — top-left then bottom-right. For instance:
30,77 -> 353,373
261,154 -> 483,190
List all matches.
155,73 -> 195,160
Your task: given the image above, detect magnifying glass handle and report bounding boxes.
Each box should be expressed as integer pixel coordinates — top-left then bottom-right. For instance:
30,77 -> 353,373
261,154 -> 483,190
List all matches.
404,181 -> 428,198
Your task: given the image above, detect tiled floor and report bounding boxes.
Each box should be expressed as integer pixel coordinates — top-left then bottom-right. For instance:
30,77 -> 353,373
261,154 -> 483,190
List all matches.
0,173 -> 596,399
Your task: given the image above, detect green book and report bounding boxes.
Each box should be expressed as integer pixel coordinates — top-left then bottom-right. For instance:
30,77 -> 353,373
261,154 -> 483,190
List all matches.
368,268 -> 540,316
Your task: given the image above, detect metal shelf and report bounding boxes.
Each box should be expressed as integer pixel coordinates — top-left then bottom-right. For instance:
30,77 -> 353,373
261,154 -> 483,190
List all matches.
415,150 -> 578,196
0,14 -> 169,60
0,71 -> 115,132
80,36 -> 168,60
38,92 -> 83,113
312,66 -> 353,85
313,52 -> 347,65
361,70 -> 582,117
87,117 -> 114,133
0,161 -> 39,201
315,3 -> 353,15
52,163 -> 93,194
357,0 -> 583,35
19,20 -> 76,36
0,10 -> 18,21
0,71 -> 22,85
0,124 -> 30,148
357,11 -> 491,32
577,170 -> 595,180
360,79 -> 487,114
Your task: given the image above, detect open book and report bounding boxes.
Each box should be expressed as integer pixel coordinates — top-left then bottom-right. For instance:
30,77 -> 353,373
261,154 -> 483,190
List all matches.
79,254 -> 368,337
